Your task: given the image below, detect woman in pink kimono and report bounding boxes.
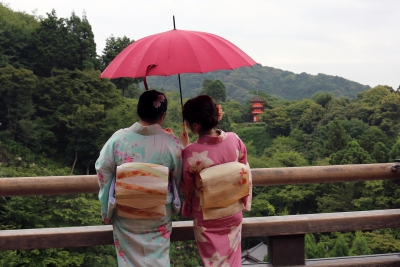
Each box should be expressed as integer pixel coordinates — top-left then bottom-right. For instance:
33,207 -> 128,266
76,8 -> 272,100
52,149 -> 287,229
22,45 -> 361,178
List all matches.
180,95 -> 252,267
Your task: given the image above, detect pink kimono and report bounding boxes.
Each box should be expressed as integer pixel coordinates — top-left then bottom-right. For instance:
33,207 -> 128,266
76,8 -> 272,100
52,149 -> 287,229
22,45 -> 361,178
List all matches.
180,130 -> 252,267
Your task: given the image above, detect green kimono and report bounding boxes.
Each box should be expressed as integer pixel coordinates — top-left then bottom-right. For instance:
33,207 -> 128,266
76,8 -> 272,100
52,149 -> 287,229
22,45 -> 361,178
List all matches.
95,122 -> 182,266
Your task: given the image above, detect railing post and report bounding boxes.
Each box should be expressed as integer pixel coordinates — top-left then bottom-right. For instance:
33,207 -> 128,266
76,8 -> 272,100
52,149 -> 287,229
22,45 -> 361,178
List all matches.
267,234 -> 305,266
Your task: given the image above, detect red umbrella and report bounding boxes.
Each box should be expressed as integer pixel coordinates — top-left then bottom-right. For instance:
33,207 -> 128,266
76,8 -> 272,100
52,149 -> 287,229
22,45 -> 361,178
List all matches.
100,29 -> 256,79
101,17 -> 256,136
100,18 -> 256,106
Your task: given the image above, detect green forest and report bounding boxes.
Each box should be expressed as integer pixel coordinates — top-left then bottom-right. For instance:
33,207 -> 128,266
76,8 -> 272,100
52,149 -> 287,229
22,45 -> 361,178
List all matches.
146,64 -> 371,102
1,3 -> 400,266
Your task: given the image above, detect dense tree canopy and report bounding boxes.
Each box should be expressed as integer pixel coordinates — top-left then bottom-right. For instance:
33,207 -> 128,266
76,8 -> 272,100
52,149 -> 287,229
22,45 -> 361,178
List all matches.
0,3 -> 39,69
30,10 -> 99,77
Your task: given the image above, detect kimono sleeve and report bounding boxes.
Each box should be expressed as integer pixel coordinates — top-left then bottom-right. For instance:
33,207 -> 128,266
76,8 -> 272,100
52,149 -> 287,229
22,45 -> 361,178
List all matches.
95,134 -> 118,223
180,147 -> 195,218
167,134 -> 183,214
169,134 -> 183,188
236,134 -> 252,212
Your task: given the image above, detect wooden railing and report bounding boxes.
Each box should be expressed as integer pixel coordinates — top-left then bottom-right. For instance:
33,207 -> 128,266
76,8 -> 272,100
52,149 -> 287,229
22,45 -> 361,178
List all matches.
1,163 -> 400,266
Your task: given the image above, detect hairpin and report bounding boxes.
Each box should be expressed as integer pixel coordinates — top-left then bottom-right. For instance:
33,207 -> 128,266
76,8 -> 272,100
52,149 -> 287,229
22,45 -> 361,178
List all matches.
153,94 -> 165,108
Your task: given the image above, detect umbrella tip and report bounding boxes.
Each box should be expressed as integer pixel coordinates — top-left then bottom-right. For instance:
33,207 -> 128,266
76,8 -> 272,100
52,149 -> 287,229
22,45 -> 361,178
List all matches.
173,15 -> 176,29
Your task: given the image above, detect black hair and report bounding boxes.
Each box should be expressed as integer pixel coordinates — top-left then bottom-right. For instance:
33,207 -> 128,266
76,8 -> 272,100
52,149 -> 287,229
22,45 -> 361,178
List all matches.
137,90 -> 168,123
182,95 -> 218,131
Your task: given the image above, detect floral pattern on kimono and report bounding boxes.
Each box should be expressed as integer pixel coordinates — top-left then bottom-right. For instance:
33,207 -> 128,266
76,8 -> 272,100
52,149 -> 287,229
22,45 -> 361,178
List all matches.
204,252 -> 230,267
228,222 -> 242,252
180,130 -> 252,267
193,219 -> 207,243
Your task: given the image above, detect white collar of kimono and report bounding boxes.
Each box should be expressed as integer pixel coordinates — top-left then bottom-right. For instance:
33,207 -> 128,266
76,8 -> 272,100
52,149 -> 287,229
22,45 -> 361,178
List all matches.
129,122 -> 164,136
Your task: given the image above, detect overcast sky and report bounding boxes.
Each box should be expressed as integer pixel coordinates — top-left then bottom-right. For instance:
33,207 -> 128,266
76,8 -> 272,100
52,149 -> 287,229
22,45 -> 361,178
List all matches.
6,0 -> 400,89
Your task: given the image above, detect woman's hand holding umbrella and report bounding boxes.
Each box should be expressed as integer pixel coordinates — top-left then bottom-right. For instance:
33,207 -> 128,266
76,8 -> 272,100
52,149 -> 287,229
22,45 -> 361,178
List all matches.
180,123 -> 189,148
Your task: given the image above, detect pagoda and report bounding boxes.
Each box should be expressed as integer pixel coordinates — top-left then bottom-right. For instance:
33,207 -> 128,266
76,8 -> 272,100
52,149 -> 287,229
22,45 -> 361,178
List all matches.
250,96 -> 266,122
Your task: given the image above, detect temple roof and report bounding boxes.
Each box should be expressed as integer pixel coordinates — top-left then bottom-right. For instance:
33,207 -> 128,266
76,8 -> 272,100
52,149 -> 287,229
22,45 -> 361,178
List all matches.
250,96 -> 266,103
242,242 -> 268,263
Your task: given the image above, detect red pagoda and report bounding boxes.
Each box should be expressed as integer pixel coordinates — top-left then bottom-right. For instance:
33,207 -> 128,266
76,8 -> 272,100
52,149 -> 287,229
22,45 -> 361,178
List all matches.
250,96 -> 265,122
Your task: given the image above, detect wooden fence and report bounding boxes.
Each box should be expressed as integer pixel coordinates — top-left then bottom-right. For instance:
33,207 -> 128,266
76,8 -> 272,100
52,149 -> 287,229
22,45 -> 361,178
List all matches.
1,163 -> 400,266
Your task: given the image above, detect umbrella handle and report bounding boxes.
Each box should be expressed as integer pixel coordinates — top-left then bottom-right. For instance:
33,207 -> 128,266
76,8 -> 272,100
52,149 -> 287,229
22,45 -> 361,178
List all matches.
143,64 -> 158,90
143,76 -> 149,90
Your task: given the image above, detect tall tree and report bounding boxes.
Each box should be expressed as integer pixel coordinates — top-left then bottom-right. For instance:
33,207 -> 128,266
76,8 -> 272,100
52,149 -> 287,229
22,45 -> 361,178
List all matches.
100,35 -> 133,70
200,78 -> 213,93
31,10 -> 72,76
30,10 -> 99,77
200,79 -> 227,103
100,35 -> 138,97
66,11 -> 100,70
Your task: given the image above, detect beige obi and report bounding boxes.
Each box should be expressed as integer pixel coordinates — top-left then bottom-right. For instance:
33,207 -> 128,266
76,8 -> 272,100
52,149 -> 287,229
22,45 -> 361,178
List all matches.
195,161 -> 251,220
115,163 -> 169,219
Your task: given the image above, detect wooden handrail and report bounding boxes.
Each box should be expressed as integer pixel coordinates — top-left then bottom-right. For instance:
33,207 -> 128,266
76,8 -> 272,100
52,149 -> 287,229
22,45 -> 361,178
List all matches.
1,209 -> 399,251
2,164 -> 400,266
1,163 -> 399,197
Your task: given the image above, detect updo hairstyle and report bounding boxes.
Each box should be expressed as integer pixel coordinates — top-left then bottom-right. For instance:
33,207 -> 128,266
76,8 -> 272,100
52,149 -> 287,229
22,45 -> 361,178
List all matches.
182,95 -> 219,131
137,90 -> 168,123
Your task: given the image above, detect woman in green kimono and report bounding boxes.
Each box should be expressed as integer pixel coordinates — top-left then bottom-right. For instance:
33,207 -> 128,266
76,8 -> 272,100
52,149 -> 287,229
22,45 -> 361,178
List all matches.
95,90 -> 183,266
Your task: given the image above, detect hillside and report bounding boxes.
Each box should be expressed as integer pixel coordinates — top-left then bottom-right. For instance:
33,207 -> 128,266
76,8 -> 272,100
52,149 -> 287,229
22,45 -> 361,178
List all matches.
146,64 -> 370,102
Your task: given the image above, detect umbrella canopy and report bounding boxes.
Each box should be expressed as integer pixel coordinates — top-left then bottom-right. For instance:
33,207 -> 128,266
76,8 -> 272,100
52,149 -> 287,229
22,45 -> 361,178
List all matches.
100,29 -> 257,80
101,21 -> 256,131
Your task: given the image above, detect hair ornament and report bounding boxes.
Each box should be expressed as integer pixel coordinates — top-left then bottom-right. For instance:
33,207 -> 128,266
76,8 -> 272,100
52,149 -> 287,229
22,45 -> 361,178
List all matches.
153,94 -> 165,108
216,104 -> 224,121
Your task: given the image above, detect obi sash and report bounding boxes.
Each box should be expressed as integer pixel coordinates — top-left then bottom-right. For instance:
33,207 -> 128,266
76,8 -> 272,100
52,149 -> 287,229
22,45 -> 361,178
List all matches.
115,163 -> 169,219
195,161 -> 251,220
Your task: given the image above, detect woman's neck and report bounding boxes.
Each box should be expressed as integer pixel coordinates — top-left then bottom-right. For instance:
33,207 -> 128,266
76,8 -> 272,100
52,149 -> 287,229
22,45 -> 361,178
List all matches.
199,129 -> 219,137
